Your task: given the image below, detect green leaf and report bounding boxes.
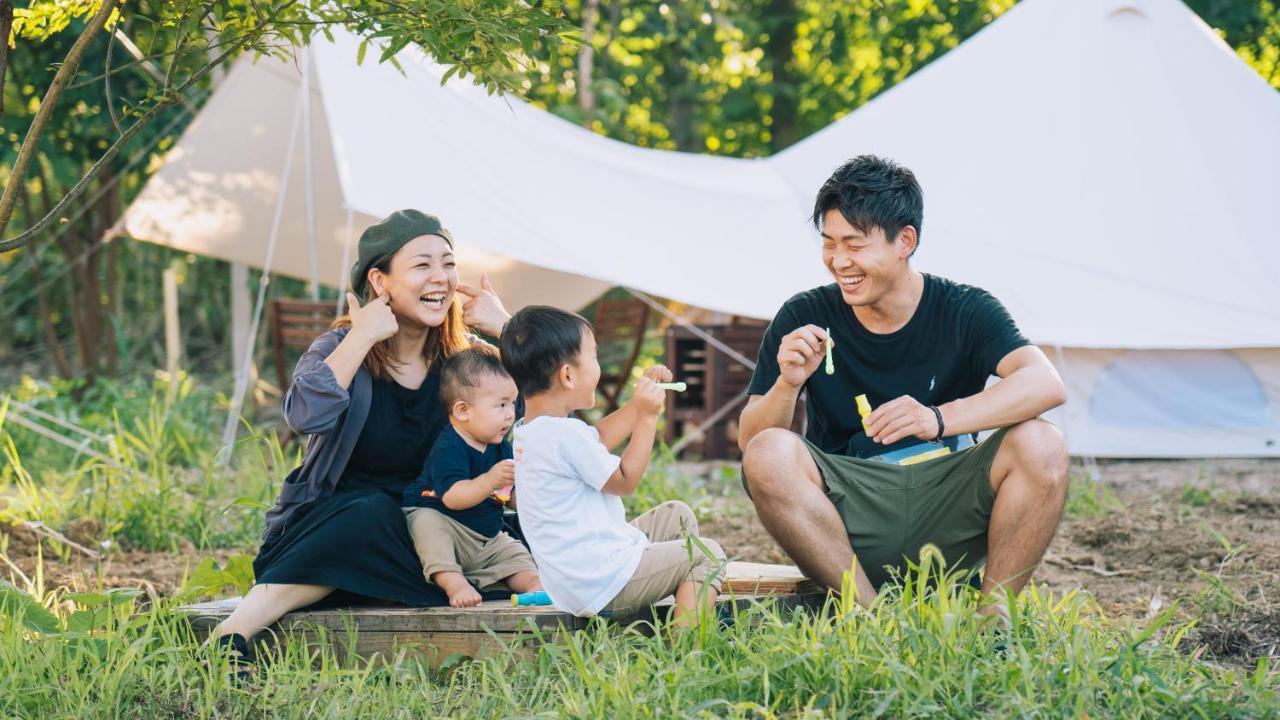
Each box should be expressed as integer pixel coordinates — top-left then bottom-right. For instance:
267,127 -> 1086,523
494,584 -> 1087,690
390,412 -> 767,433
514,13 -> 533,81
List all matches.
65,591 -> 110,608
0,579 -> 60,635
221,496 -> 270,514
66,607 -> 113,633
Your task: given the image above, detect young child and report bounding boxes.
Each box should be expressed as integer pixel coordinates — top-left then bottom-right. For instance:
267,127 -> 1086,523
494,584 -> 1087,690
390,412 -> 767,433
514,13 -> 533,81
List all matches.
500,306 -> 726,621
402,346 -> 542,608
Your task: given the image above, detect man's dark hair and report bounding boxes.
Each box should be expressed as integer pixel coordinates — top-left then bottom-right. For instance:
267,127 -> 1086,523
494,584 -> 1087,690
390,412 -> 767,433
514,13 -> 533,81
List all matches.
500,306 -> 593,396
440,345 -> 511,410
812,155 -> 924,255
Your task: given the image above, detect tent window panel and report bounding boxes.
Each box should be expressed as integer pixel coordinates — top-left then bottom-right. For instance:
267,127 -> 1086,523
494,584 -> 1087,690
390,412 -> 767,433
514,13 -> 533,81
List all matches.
1089,350 -> 1275,429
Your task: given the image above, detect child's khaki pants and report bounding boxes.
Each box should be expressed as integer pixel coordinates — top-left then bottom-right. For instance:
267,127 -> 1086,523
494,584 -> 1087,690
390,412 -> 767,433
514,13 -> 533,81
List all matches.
404,508 -> 537,591
603,500 -> 726,612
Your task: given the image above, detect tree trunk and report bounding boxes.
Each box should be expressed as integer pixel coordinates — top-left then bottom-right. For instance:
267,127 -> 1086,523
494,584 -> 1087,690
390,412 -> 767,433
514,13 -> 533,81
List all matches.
0,0 -> 13,117
39,173 -> 90,377
100,167 -> 121,376
19,189 -> 73,378
764,0 -> 799,152
577,0 -> 599,122
105,234 -> 120,376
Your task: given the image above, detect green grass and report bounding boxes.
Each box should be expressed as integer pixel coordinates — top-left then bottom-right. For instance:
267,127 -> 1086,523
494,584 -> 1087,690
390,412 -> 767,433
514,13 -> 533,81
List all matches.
2,377 -> 1279,717
2,375 -> 290,552
0,551 -> 1276,719
1064,469 -> 1123,518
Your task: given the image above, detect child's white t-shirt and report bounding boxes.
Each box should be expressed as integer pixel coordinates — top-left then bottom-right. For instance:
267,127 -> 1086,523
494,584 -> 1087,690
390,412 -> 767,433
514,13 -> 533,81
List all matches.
512,415 -> 647,616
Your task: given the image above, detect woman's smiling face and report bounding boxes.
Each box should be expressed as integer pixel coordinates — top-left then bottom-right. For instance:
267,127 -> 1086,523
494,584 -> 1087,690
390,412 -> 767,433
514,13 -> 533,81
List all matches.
370,234 -> 459,329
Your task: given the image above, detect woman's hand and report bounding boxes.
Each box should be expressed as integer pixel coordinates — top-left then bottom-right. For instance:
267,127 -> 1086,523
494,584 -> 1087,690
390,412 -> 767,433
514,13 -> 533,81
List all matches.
456,274 -> 511,337
345,292 -> 399,346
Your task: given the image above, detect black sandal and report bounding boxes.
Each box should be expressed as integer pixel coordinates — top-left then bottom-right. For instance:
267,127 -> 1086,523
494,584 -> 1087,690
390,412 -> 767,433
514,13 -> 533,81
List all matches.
210,633 -> 256,685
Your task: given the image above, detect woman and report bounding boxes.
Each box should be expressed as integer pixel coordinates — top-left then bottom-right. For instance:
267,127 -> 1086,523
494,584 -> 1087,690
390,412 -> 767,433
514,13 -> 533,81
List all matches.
213,210 -> 511,674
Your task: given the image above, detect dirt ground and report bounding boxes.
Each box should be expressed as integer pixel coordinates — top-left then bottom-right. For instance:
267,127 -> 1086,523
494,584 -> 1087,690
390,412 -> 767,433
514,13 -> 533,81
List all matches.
3,458 -> 1277,665
0,518 -> 240,598
699,458 -> 1280,666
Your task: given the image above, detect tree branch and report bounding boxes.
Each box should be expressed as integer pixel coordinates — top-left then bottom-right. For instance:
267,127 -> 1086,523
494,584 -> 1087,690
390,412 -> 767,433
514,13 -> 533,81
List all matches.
0,33 -> 250,254
0,0 -> 124,246
104,18 -> 123,134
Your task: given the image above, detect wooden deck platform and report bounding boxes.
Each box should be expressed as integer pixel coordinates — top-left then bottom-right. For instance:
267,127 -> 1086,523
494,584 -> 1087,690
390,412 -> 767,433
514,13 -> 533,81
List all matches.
183,562 -> 824,666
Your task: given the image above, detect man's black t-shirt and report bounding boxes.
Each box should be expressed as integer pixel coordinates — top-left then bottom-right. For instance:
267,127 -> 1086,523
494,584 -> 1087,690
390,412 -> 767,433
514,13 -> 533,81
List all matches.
746,274 -> 1029,458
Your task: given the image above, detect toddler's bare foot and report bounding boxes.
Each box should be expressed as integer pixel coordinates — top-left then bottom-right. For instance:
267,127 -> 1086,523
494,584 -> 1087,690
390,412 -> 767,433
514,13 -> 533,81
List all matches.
433,571 -> 483,608
447,584 -> 482,608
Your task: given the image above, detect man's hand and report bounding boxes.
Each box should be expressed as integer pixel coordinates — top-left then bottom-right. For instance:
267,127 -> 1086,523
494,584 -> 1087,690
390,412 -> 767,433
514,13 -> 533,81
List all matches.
777,325 -> 829,389
630,377 -> 666,418
345,292 -> 399,345
864,395 -> 941,445
641,364 -> 674,384
484,459 -> 516,492
456,274 -> 510,337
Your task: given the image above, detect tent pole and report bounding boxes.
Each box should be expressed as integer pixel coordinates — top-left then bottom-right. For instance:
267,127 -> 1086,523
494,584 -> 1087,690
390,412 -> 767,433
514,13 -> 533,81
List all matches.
336,206 -> 356,317
623,287 -> 756,370
163,267 -> 181,400
230,261 -> 255,394
218,92 -> 305,465
1051,343 -> 1093,473
622,287 -> 757,460
669,391 -> 750,457
301,46 -> 320,300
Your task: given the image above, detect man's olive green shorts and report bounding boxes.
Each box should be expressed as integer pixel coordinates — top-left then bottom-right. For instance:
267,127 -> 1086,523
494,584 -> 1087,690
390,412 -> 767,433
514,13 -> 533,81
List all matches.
801,428 -> 1010,589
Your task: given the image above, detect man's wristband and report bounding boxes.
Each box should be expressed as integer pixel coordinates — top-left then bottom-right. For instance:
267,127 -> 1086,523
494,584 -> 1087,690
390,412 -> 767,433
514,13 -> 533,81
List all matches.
929,405 -> 945,442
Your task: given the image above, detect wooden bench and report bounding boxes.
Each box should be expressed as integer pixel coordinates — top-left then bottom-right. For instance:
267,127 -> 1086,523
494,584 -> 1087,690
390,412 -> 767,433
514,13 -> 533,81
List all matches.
182,562 -> 823,666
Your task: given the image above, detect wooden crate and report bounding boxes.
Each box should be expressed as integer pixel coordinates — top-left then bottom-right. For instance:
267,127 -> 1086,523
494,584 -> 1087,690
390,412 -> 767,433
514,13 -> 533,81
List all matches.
182,562 -> 824,667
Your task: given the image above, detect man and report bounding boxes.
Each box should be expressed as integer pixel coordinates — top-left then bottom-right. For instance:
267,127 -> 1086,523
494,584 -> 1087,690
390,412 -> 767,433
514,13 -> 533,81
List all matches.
738,155 -> 1068,620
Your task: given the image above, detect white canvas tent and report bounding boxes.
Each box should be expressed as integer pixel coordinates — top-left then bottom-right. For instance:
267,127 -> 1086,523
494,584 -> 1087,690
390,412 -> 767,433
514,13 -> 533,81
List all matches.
122,0 -> 1280,457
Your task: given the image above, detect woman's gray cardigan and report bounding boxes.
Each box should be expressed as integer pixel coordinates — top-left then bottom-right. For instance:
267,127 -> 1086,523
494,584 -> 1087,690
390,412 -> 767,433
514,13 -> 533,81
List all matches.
262,327 -> 373,541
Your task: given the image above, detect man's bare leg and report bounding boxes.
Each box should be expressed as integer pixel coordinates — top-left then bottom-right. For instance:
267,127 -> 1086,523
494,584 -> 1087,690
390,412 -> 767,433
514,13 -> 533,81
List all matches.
980,419 -> 1070,623
742,428 -> 878,605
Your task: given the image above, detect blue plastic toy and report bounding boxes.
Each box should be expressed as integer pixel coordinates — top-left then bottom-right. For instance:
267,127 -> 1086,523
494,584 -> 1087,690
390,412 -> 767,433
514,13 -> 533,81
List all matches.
510,591 -> 553,607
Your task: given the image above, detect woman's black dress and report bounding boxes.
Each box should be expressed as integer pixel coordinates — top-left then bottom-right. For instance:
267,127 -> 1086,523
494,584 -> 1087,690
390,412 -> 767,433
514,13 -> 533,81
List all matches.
252,373 -> 450,607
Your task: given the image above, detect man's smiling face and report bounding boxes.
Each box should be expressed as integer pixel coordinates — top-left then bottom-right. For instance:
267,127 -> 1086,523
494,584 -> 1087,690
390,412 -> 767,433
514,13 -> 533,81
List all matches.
821,209 -> 915,308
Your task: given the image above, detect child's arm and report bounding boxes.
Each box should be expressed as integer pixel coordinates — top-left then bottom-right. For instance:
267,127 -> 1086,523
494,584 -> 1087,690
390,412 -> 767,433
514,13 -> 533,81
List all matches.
602,378 -> 665,496
442,460 -> 515,510
596,365 -> 673,450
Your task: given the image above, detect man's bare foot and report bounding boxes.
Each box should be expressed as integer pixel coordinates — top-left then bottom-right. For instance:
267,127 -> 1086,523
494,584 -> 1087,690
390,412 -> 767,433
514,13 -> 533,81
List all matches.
432,571 -> 483,608
977,598 -> 1012,634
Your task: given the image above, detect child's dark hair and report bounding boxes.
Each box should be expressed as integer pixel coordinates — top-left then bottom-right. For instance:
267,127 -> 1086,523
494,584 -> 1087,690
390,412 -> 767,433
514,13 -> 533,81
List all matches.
440,345 -> 511,410
500,306 -> 593,396
812,155 -> 924,255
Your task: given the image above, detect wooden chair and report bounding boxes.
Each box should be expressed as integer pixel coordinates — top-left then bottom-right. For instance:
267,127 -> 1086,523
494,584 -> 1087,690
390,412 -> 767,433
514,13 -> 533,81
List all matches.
270,298 -> 339,391
590,297 -> 651,414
